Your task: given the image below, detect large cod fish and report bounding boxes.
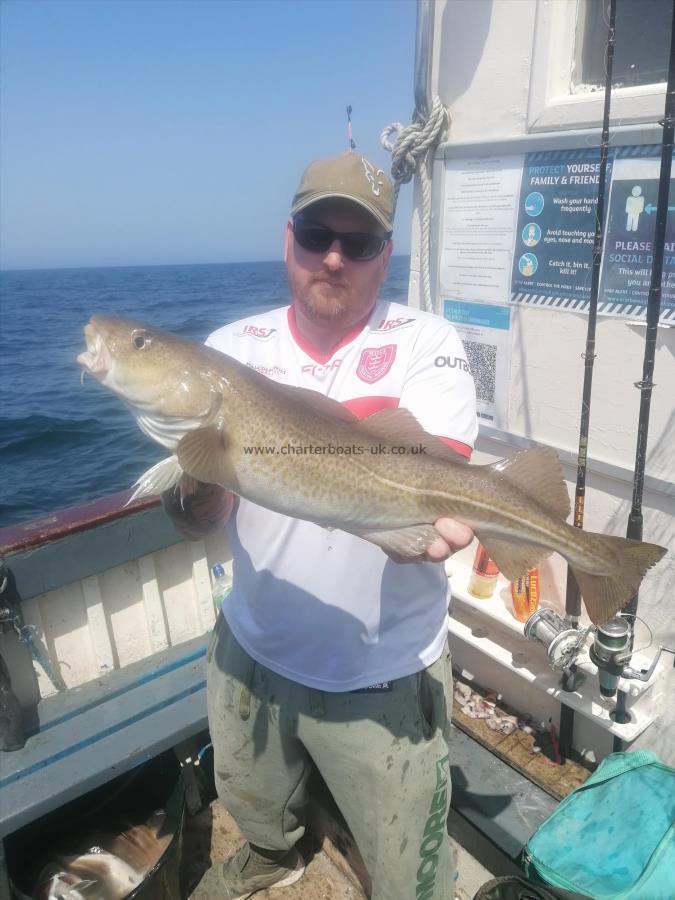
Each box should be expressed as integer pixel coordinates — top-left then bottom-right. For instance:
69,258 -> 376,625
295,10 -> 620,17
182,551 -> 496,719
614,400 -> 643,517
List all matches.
78,315 -> 666,626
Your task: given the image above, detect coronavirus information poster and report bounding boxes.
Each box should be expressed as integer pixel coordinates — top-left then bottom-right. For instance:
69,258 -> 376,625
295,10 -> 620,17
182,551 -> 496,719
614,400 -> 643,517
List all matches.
599,153 -> 675,312
440,144 -> 675,321
510,148 -> 610,305
440,156 -> 523,304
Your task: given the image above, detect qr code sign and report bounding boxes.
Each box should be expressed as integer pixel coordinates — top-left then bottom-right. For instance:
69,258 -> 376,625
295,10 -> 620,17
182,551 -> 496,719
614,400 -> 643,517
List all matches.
464,340 -> 497,404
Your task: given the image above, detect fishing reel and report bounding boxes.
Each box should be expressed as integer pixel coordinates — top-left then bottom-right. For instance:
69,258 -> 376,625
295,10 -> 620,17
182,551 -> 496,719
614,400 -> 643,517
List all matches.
524,609 -> 675,699
589,618 -> 675,698
523,609 -> 588,672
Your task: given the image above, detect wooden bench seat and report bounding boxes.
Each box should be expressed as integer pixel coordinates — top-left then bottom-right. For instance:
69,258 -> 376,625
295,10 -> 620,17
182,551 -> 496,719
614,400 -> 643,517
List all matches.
0,635 -> 208,839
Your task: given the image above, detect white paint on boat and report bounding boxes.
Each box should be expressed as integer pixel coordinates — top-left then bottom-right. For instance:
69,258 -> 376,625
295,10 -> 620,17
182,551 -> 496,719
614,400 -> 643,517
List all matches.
1,529 -> 229,707
404,0 -> 675,765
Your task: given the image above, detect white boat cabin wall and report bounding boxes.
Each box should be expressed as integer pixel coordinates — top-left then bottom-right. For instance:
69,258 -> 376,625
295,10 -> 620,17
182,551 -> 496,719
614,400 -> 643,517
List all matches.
406,0 -> 674,764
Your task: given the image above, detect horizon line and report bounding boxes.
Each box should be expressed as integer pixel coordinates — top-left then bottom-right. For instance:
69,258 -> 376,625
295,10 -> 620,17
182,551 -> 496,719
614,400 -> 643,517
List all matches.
0,253 -> 412,276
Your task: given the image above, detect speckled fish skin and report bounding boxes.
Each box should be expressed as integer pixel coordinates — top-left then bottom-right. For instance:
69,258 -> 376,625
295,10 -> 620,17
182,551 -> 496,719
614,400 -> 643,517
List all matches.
78,315 -> 667,625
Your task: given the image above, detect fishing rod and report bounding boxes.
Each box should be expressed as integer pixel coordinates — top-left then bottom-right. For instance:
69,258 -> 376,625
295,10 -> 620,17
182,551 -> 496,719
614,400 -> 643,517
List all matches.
612,0 -> 675,748
346,105 -> 356,152
558,0 -> 617,761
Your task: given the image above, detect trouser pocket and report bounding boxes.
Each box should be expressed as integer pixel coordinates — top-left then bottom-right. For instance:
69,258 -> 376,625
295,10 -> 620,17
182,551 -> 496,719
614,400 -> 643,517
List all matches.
206,612 -> 224,664
416,647 -> 451,740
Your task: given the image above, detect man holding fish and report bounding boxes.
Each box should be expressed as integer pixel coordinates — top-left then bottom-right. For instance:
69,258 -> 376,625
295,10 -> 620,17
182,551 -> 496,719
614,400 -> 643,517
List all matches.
172,153 -> 477,899
78,152 -> 665,899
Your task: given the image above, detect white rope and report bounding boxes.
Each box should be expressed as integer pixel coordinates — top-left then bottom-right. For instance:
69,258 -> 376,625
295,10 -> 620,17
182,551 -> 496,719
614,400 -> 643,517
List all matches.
381,97 -> 449,313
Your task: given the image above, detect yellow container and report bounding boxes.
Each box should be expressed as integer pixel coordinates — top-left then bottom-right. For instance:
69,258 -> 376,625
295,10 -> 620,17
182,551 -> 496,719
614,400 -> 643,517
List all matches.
467,544 -> 500,599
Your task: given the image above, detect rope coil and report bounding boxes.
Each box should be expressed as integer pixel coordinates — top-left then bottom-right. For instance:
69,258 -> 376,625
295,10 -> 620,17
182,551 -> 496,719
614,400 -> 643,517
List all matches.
381,97 -> 449,312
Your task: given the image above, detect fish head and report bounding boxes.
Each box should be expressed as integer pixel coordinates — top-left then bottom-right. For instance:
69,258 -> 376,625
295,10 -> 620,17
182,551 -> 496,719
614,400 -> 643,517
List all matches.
78,315 -> 219,418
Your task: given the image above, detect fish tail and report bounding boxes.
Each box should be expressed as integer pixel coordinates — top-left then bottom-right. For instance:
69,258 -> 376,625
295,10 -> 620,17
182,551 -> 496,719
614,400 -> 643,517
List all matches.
570,536 -> 666,625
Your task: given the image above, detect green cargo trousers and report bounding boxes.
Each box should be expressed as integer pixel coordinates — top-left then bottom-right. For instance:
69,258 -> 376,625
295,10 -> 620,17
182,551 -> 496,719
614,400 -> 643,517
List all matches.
206,614 -> 455,900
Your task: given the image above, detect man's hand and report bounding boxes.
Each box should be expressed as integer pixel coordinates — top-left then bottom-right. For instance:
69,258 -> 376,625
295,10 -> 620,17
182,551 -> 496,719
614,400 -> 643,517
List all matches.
386,518 -> 474,565
426,518 -> 474,562
161,481 -> 234,541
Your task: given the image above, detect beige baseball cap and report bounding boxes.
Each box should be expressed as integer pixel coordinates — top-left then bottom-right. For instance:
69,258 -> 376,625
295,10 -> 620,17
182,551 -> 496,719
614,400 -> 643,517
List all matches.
291,152 -> 394,233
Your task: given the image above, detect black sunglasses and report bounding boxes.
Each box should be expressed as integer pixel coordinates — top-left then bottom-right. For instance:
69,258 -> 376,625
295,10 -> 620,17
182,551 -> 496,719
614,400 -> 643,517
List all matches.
292,219 -> 390,262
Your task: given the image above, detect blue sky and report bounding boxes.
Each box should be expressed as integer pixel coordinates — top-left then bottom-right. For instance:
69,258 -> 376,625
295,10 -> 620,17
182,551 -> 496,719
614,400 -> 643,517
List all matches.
0,0 -> 417,270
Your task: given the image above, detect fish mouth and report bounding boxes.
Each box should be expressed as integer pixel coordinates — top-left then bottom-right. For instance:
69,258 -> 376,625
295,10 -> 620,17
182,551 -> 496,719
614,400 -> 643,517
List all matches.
77,322 -> 112,381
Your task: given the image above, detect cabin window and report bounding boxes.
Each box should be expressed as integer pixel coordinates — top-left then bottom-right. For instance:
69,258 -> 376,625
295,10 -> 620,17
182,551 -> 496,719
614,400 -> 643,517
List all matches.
528,0 -> 669,131
574,0 -> 671,90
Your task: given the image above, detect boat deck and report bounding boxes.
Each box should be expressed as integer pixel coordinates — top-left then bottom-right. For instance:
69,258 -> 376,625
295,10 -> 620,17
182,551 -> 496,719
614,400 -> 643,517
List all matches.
180,798 -> 518,900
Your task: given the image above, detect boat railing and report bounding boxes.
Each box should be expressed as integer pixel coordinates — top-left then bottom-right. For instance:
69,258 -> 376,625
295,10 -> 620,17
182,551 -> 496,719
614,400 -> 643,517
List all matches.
0,490 -> 230,701
0,491 -> 229,844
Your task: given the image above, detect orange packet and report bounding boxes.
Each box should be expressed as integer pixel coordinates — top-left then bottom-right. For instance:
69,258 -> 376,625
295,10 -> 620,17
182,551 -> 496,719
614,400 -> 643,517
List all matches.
511,568 -> 540,622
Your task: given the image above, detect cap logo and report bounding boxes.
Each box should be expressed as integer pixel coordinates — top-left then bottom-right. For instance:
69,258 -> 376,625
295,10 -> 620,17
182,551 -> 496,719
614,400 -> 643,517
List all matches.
361,157 -> 385,197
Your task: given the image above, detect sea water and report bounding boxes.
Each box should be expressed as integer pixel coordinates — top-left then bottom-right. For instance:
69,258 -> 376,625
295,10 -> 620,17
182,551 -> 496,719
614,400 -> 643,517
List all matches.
0,257 -> 411,527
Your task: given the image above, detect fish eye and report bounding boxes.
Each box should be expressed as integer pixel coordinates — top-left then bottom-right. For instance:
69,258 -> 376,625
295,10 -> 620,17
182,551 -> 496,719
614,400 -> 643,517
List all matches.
132,330 -> 152,350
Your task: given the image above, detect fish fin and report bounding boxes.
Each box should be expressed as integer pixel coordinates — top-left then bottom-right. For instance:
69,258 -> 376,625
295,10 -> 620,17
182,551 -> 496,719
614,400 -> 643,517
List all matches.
475,534 -> 553,581
570,536 -> 667,625
179,473 -> 199,504
489,447 -> 571,519
357,408 -> 468,462
177,425 -> 238,488
358,523 -> 442,558
127,456 -> 183,503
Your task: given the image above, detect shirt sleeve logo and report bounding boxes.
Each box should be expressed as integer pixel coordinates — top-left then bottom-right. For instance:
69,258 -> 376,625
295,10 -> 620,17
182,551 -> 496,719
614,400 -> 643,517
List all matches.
237,325 -> 277,340
374,317 -> 416,332
356,345 -> 397,383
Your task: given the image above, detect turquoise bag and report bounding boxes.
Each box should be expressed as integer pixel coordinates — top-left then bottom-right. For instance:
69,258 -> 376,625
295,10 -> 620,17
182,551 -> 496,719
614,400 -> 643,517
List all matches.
523,751 -> 675,900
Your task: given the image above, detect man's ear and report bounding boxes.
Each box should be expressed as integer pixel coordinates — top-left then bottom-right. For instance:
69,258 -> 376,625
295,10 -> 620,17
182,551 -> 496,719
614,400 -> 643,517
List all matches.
284,219 -> 293,264
380,238 -> 394,279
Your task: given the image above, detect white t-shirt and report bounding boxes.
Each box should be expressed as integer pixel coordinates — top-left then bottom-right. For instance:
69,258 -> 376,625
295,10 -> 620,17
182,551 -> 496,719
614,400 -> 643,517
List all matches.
206,299 -> 477,691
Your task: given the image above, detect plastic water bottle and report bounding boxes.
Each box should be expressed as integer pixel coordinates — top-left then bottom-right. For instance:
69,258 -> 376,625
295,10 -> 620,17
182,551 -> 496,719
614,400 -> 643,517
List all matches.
211,563 -> 232,608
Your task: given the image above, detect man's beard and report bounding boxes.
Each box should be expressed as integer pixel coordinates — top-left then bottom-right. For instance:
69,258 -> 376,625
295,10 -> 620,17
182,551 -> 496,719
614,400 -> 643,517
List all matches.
297,279 -> 352,322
